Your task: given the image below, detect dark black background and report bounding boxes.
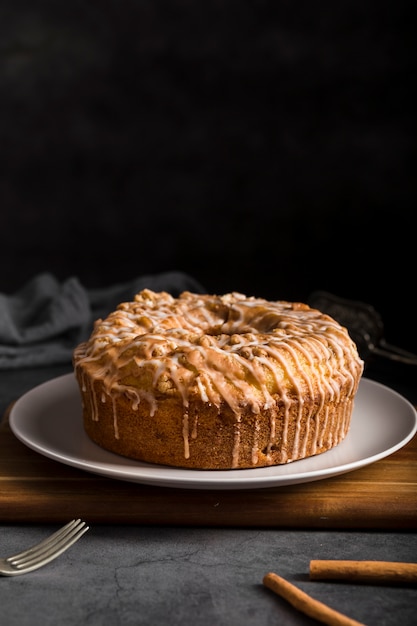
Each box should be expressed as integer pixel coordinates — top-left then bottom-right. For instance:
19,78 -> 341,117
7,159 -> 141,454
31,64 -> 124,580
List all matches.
1,1 -> 415,352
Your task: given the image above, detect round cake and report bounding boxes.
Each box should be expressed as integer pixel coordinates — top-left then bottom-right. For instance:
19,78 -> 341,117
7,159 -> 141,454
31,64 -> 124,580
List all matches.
73,289 -> 364,469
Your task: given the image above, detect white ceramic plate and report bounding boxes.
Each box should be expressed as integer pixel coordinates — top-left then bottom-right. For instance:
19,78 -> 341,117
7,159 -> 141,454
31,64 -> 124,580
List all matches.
9,374 -> 417,490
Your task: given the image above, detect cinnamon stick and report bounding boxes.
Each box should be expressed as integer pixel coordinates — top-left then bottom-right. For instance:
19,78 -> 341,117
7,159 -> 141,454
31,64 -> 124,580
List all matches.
263,572 -> 365,626
310,560 -> 417,585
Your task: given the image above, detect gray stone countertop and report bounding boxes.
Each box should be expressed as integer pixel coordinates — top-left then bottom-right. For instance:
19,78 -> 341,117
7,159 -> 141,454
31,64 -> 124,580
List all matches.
1,523 -> 416,626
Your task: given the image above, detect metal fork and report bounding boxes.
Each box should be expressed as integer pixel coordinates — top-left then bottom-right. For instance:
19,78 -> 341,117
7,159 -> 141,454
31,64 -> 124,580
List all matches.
308,290 -> 417,365
0,519 -> 89,576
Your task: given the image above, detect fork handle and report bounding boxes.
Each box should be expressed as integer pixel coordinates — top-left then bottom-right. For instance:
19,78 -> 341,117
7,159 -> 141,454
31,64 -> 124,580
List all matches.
371,340 -> 417,365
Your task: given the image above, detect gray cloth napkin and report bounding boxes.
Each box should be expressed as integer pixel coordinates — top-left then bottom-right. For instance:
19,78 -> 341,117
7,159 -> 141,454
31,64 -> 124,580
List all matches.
0,271 -> 205,369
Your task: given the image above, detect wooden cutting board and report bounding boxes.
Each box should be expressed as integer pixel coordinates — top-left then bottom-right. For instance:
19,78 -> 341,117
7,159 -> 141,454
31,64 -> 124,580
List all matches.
1,405 -> 416,529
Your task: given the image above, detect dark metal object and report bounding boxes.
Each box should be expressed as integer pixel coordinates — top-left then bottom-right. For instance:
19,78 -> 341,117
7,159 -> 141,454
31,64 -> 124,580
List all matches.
308,291 -> 417,366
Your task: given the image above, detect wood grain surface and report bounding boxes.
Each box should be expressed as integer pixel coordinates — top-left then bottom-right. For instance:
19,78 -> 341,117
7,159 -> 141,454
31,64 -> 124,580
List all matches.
1,406 -> 416,528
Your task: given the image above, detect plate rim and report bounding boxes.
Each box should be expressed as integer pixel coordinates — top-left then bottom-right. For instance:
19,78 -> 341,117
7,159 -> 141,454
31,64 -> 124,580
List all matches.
9,373 -> 417,490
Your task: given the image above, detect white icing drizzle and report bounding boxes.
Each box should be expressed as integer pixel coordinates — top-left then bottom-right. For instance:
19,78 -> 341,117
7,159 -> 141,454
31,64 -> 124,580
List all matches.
73,290 -> 364,467
111,397 -> 119,439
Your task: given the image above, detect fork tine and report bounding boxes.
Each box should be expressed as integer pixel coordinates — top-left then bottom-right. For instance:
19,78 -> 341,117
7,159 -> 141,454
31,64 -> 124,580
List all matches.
7,520 -> 89,573
11,522 -> 89,568
9,519 -> 82,561
11,527 -> 89,571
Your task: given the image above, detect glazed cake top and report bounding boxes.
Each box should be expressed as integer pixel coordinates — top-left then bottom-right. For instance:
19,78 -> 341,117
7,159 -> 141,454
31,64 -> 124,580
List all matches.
73,289 -> 364,417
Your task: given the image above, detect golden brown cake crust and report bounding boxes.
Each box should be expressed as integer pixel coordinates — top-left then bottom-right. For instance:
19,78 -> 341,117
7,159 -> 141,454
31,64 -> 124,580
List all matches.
73,290 -> 364,469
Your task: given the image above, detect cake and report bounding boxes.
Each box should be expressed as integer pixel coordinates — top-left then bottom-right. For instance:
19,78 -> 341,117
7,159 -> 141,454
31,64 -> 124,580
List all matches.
73,289 -> 364,469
